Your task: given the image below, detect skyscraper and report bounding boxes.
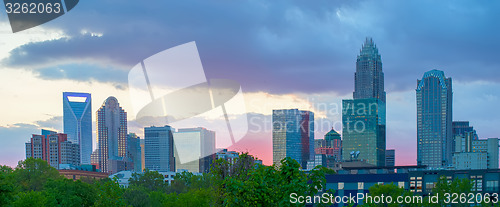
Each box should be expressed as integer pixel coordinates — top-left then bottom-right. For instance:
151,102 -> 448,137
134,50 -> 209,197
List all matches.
342,38 -> 386,166
127,133 -> 142,172
272,109 -> 314,169
97,96 -> 131,174
174,127 -> 216,173
416,69 -> 453,168
353,37 -> 386,103
144,126 -> 175,172
63,92 -> 92,165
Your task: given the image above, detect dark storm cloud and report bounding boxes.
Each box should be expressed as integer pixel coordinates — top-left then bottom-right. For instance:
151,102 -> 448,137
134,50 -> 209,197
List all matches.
2,0 -> 500,94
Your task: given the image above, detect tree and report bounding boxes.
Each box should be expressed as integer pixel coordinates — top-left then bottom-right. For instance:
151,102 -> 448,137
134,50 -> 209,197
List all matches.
220,157 -> 327,206
123,186 -> 151,207
361,183 -> 418,207
11,191 -> 48,207
0,165 -> 15,206
128,169 -> 166,192
428,176 -> 473,207
13,158 -> 61,191
93,178 -> 127,207
44,178 -> 96,207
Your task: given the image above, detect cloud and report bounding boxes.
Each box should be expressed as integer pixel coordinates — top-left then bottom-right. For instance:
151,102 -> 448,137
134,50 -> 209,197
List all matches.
0,123 -> 39,167
35,116 -> 63,132
4,0 -> 500,95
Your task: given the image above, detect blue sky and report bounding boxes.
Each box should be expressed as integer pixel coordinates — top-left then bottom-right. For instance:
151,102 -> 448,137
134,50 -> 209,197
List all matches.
0,0 -> 500,166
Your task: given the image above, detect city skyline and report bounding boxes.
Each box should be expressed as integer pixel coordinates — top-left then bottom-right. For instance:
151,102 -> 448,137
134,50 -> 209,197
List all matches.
2,1 -> 500,168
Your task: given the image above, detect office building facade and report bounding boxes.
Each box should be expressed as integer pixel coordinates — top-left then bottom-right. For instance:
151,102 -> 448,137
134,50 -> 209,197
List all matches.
342,98 -> 386,166
26,130 -> 80,169
144,126 -> 175,172
272,109 -> 314,168
453,135 -> 499,170
416,70 -> 453,168
315,128 -> 342,162
97,96 -> 131,174
385,149 -> 395,167
127,133 -> 142,172
63,92 -> 92,165
174,127 -> 216,173
342,38 -> 386,167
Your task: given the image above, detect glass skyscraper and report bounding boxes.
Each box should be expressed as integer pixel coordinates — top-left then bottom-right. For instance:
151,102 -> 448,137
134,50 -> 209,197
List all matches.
63,92 -> 92,165
353,38 -> 386,103
416,69 -> 452,168
144,126 -> 175,172
127,133 -> 142,172
97,96 -> 130,174
342,38 -> 386,166
272,109 -> 314,169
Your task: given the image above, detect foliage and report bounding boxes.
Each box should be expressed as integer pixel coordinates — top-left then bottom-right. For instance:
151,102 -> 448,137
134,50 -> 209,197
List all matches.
1,156 -> 494,207
0,165 -> 15,206
44,178 -> 96,207
361,183 -> 418,207
93,178 -> 127,207
13,158 -> 61,191
11,190 -> 48,207
129,169 -> 166,192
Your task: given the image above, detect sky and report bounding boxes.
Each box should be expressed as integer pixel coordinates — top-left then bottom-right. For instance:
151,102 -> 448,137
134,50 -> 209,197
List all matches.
1,0 -> 500,167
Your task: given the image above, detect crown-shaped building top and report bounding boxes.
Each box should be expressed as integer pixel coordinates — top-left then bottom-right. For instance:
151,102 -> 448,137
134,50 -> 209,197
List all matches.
353,37 -> 386,102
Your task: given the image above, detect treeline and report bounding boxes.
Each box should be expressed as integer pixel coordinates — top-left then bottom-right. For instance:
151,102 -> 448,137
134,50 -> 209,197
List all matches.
0,154 -> 332,207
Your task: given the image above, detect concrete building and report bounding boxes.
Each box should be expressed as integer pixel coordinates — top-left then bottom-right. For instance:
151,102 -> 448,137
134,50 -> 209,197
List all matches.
97,96 -> 132,174
315,128 -> 342,162
453,133 -> 499,170
174,127 -> 216,173
109,170 -> 202,187
25,130 -> 80,169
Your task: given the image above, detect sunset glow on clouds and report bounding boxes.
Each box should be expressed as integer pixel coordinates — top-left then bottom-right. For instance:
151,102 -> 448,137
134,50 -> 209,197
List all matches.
1,0 -> 500,167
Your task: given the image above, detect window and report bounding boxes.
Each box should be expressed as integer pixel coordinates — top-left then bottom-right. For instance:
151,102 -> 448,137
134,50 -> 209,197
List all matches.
358,182 -> 364,190
338,182 -> 344,190
486,181 -> 499,191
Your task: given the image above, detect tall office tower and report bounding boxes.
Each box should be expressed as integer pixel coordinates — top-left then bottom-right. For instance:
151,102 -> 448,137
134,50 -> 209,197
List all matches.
127,133 -> 142,172
342,38 -> 386,166
174,127 -> 216,173
63,92 -> 92,165
353,37 -> 386,103
25,130 -> 80,169
416,70 -> 453,168
140,139 -> 145,171
144,126 -> 175,172
315,128 -> 342,161
272,109 -> 314,169
385,149 -> 395,167
97,96 -> 130,174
